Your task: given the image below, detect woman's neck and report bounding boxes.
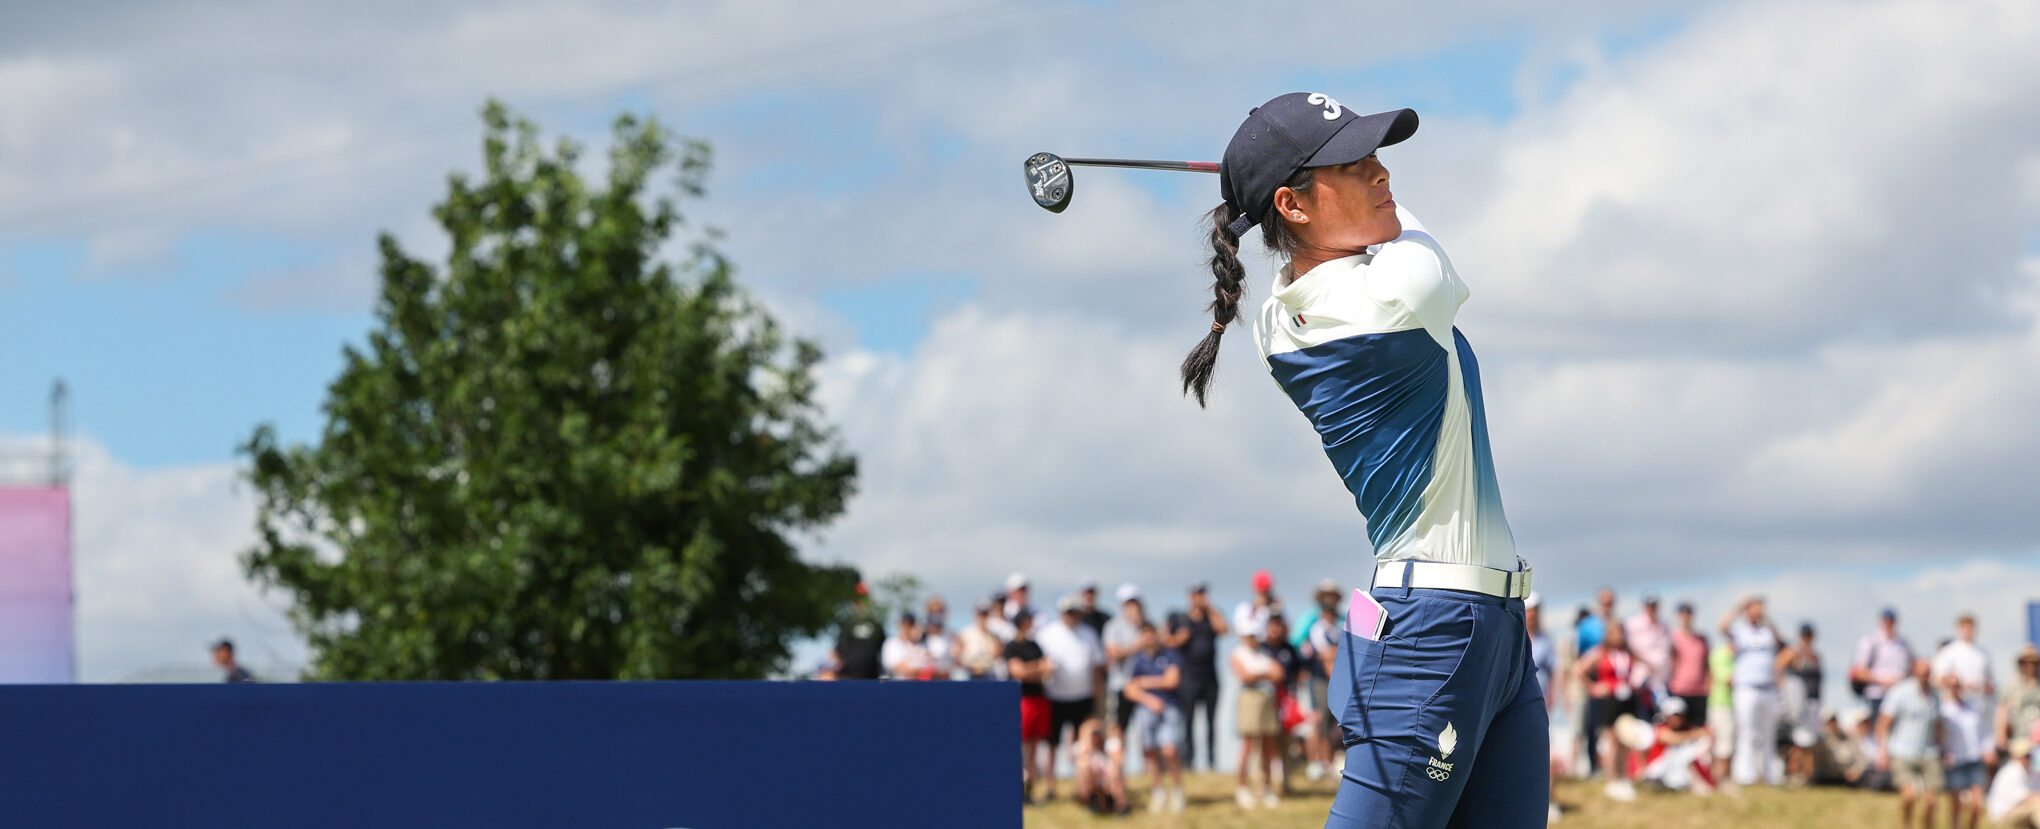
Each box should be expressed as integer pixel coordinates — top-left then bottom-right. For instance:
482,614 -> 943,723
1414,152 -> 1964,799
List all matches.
1289,243 -> 1373,281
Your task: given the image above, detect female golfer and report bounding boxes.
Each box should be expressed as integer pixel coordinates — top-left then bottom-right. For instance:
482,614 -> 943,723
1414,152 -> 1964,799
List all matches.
1183,92 -> 1545,827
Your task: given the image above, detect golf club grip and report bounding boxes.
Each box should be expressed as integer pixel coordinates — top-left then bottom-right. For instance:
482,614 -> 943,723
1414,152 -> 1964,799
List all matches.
1062,158 -> 1220,174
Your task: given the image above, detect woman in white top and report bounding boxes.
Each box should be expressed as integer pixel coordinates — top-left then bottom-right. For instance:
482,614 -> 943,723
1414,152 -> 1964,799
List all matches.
1231,620 -> 1285,810
1720,596 -> 1784,786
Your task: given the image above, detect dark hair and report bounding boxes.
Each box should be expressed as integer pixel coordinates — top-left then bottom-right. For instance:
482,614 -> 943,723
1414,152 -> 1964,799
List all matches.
1180,167 -> 1316,407
1138,621 -> 1157,633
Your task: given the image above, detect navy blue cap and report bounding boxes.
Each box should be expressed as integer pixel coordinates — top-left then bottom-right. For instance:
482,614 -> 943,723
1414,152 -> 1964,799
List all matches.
1219,93 -> 1418,237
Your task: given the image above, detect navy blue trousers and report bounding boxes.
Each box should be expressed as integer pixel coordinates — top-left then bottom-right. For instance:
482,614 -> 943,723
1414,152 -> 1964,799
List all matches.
1325,586 -> 1548,828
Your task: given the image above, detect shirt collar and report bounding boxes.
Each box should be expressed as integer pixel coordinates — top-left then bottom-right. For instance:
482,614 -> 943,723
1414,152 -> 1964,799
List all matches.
1271,247 -> 1379,310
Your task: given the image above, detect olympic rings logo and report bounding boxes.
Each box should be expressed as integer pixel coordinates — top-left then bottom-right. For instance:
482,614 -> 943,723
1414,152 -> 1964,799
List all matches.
1427,767 -> 1451,782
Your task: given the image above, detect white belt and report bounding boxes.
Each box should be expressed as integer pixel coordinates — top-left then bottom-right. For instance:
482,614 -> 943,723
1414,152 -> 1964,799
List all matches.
1373,560 -> 1533,600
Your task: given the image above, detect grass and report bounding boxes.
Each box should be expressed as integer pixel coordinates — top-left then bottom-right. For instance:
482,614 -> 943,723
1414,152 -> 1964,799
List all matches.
1025,771 -> 1905,828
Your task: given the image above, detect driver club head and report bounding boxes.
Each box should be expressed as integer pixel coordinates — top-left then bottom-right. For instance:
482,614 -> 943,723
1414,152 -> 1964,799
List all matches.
1024,152 -> 1072,213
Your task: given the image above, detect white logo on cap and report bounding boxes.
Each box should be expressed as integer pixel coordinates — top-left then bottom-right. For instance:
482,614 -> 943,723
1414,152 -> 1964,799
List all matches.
1307,92 -> 1344,120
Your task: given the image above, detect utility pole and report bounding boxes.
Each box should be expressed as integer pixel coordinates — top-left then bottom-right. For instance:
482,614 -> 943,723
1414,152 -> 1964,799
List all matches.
50,379 -> 69,486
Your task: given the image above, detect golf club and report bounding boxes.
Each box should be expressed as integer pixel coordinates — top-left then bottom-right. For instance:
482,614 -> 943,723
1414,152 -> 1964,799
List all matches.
1023,152 -> 1219,213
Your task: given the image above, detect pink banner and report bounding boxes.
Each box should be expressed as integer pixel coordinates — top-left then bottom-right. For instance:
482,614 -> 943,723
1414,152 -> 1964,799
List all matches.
0,486 -> 74,683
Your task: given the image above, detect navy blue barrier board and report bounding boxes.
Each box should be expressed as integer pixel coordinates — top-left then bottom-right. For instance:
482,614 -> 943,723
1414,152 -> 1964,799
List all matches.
0,680 -> 1018,829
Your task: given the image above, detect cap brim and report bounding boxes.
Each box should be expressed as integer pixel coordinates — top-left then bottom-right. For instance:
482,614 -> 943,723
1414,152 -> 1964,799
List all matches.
1304,108 -> 1419,169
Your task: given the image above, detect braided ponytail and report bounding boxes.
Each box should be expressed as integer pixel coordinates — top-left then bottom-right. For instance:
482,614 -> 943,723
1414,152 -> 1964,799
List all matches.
1180,202 -> 1249,407
1179,167 -> 1315,408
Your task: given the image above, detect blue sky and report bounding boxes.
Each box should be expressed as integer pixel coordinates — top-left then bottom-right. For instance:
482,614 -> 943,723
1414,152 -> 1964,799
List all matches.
3,0 -> 2039,683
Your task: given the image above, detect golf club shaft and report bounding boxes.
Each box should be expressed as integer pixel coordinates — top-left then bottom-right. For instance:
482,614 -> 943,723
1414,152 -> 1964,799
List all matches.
1062,158 -> 1219,174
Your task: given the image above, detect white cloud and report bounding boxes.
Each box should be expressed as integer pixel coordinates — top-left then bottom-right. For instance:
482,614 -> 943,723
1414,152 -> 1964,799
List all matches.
808,305 -> 1369,601
1454,0 -> 2040,354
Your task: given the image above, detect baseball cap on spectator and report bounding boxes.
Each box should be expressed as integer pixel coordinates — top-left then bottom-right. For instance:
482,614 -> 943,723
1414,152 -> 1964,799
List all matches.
899,611 -> 917,626
973,599 -> 992,614
1188,580 -> 1210,594
1676,601 -> 1694,614
1057,593 -> 1080,613
1006,572 -> 1029,591
1798,622 -> 1816,638
1116,583 -> 1141,605
1316,578 -> 1339,595
2017,644 -> 2039,664
1252,569 -> 1274,593
2012,737 -> 2034,764
1079,579 -> 1098,593
1641,590 -> 1660,605
1879,606 -> 1898,620
1655,695 -> 1687,723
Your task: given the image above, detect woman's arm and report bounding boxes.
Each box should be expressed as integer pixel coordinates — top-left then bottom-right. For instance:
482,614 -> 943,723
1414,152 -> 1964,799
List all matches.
1571,647 -> 1599,685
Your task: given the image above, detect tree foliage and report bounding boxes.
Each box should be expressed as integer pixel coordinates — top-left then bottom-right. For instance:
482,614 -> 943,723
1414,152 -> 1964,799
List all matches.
242,102 -> 859,680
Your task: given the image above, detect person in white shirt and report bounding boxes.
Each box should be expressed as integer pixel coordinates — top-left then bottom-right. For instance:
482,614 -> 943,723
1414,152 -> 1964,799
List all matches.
1231,618 -> 1286,810
1987,737 -> 2040,828
1003,573 -> 1037,622
955,599 -> 1006,680
1037,594 -> 1107,794
1881,660 -> 1946,829
1932,614 -> 1995,698
984,589 -> 1018,643
1941,672 -> 1996,829
1721,595 -> 1784,786
1101,584 -> 1148,734
1623,590 -> 1673,689
1232,569 -> 1281,644
880,612 -> 935,680
921,596 -> 955,679
1852,607 -> 1915,725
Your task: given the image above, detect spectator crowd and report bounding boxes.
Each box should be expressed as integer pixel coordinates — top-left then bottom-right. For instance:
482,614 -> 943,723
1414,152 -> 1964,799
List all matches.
820,574 -> 2040,825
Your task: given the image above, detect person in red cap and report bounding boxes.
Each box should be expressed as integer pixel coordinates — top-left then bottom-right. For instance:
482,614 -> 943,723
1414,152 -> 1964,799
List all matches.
1233,570 -> 1284,643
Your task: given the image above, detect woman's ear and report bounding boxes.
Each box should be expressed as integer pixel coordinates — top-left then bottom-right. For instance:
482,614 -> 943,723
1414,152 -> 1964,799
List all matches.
1271,186 -> 1308,225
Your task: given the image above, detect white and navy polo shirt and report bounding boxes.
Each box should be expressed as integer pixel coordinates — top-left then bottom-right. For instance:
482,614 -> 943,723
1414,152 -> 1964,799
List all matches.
1252,207 -> 1518,571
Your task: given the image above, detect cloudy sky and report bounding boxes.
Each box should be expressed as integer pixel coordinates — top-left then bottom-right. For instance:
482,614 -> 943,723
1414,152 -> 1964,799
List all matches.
3,0 -> 2038,684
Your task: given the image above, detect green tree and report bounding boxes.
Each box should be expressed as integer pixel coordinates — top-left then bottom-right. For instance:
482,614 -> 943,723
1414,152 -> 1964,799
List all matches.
242,102 -> 859,680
